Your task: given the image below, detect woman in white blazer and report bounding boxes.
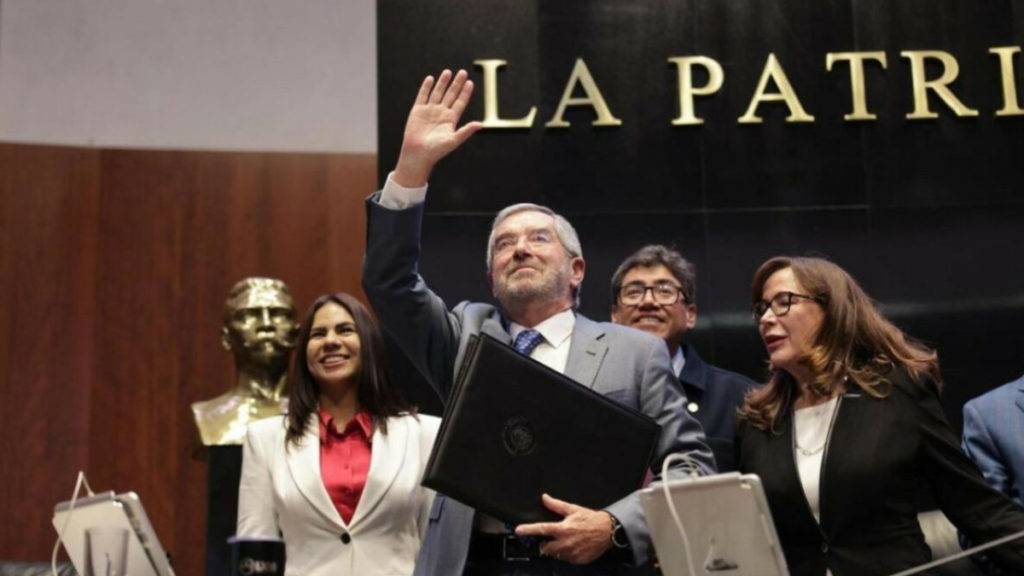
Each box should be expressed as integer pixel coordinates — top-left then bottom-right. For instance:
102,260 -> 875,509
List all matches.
238,292 -> 440,576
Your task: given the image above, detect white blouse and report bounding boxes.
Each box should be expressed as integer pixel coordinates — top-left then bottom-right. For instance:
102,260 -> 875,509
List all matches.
793,396 -> 840,522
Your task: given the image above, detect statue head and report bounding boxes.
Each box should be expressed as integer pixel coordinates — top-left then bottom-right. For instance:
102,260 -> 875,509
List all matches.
221,277 -> 299,373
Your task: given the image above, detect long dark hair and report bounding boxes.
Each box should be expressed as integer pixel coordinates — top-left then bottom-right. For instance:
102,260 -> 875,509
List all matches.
739,256 -> 942,431
285,293 -> 412,447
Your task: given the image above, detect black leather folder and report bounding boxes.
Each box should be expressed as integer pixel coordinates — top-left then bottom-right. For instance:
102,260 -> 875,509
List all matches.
422,333 -> 661,524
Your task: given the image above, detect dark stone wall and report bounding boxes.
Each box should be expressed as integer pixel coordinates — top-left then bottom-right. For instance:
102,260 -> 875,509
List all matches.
377,0 -> 1024,428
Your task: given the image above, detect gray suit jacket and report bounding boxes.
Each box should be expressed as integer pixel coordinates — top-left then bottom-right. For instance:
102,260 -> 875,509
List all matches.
963,375 -> 1024,509
362,194 -> 715,575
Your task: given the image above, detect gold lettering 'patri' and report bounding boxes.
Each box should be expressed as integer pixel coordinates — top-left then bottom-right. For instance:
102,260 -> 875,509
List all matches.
472,47 -> 1023,127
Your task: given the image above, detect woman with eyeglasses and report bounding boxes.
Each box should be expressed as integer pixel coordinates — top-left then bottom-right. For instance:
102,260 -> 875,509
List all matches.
237,293 -> 440,576
737,256 -> 1024,576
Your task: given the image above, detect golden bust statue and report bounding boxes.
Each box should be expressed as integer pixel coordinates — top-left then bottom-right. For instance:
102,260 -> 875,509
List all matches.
192,277 -> 299,445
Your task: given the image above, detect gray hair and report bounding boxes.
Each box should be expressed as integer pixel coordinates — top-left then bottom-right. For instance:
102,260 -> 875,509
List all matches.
610,245 -> 696,305
486,203 -> 584,307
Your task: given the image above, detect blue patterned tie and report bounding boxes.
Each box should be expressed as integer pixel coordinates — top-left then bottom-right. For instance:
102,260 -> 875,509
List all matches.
507,328 -> 545,539
513,329 -> 545,356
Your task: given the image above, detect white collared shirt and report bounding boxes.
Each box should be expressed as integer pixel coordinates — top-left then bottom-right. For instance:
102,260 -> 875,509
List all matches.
671,346 -> 686,378
507,308 -> 576,373
794,396 -> 840,522
378,172 -> 427,209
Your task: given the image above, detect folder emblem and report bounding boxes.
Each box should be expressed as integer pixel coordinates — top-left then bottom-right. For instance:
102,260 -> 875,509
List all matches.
502,415 -> 537,456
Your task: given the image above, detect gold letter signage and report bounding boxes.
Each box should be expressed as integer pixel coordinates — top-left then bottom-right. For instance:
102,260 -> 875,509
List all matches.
474,59 -> 538,128
826,51 -> 888,121
738,53 -> 815,124
474,46 -> 1023,129
901,50 -> 979,119
545,58 -> 623,128
990,46 -> 1024,116
668,56 -> 725,126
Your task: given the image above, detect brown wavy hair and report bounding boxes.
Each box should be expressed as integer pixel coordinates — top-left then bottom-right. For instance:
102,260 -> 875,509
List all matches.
285,293 -> 413,448
739,256 -> 942,431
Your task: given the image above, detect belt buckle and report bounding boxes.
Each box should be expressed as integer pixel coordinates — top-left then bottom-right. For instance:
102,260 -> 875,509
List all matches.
501,534 -> 534,562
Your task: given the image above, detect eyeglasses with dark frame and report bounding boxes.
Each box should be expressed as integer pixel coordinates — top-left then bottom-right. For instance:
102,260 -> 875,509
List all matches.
618,282 -> 688,306
752,291 -> 825,320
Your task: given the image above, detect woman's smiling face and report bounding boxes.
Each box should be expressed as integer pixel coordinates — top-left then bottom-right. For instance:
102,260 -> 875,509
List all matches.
306,302 -> 362,391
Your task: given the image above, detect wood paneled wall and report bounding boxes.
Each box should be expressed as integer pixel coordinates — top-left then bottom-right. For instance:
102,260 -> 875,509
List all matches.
0,143 -> 377,575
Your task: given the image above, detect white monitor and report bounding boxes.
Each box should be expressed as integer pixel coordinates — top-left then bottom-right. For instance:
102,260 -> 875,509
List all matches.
53,491 -> 176,576
641,472 -> 789,576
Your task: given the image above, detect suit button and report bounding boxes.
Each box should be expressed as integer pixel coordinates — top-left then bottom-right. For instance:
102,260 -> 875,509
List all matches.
340,532 -> 351,544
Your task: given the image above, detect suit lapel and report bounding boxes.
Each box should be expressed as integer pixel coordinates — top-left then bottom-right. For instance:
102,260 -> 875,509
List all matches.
677,344 -> 709,393
453,314 -> 509,389
286,416 -> 345,529
480,314 -> 512,344
453,315 -> 511,385
565,314 -> 608,388
348,416 -> 409,530
819,392 -> 869,534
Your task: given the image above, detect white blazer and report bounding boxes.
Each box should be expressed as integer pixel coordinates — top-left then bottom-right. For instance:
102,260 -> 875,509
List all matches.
237,413 -> 440,576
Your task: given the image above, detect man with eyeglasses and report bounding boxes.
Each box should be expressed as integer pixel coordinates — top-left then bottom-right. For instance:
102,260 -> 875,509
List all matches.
611,245 -> 757,472
362,69 -> 714,576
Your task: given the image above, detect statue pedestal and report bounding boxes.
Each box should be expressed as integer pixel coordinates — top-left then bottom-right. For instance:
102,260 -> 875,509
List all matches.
205,445 -> 243,576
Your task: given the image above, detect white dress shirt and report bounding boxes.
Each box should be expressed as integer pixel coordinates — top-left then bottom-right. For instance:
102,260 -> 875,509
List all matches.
794,396 -> 839,522
508,308 -> 575,373
671,346 -> 686,378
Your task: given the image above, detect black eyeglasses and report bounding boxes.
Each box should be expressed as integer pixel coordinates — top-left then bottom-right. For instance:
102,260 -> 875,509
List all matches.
752,291 -> 824,320
618,282 -> 687,306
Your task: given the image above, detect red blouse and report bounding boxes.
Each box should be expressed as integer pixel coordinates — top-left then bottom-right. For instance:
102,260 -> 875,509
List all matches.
318,409 -> 373,524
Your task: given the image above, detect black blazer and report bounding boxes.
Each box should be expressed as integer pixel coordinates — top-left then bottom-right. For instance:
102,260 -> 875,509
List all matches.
676,344 -> 757,472
738,369 -> 1024,576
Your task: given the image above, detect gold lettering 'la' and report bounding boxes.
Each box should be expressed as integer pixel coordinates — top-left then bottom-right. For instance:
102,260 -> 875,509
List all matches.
474,59 -> 538,128
545,59 -> 623,128
739,53 -> 815,123
475,58 -> 621,129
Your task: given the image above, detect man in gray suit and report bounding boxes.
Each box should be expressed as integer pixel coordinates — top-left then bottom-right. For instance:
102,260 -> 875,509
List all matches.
363,69 -> 715,575
960,375 -> 1024,574
963,375 -> 1024,509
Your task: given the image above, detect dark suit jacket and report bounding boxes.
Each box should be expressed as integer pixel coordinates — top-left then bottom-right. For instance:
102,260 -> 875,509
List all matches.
676,344 -> 757,472
362,194 -> 715,576
963,375 -> 1024,509
738,369 -> 1024,576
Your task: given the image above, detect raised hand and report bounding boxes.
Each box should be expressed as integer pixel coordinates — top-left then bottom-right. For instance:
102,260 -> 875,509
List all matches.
514,493 -> 615,565
393,69 -> 483,188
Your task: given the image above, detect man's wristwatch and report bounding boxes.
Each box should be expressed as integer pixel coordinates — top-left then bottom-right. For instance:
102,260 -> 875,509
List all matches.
609,515 -> 629,549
